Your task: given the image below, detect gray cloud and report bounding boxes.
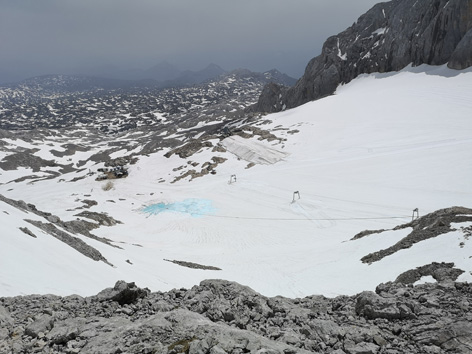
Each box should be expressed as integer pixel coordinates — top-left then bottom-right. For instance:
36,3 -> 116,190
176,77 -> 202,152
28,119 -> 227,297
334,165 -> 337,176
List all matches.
0,0 -> 380,82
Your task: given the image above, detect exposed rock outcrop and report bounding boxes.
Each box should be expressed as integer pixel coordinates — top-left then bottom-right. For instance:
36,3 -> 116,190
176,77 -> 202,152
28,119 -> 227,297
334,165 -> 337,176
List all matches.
1,279 -> 472,353
164,140 -> 214,159
449,28 -> 472,69
360,206 -> 472,264
254,82 -> 289,113
74,210 -> 122,226
395,262 -> 465,284
0,194 -> 118,265
164,259 -> 222,271
252,0 -> 472,113
25,219 -> 112,266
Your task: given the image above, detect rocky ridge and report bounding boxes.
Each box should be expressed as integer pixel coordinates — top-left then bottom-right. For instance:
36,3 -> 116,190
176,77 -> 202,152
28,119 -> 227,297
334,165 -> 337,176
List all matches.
252,0 -> 472,113
0,193 -> 119,265
1,277 -> 471,354
352,206 -> 472,264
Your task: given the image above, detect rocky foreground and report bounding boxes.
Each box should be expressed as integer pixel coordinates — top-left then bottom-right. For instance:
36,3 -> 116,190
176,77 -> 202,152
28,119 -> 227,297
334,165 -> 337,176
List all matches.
1,275 -> 471,354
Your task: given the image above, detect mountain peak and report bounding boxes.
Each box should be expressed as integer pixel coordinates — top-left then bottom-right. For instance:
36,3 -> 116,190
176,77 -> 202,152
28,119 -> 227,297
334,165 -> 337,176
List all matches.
264,68 -> 281,75
205,63 -> 224,70
263,69 -> 297,86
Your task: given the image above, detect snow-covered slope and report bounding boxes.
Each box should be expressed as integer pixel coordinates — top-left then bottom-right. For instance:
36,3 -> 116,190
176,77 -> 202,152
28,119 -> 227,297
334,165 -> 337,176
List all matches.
1,64 -> 471,298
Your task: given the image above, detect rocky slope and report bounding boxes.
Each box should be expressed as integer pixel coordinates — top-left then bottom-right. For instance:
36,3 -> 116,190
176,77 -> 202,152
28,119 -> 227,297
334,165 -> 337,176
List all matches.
0,69 -> 294,132
352,206 -> 472,264
252,0 -> 472,112
1,276 -> 471,354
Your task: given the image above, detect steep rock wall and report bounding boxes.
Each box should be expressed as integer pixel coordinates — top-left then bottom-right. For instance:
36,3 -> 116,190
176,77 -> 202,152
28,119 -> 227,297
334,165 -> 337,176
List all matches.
252,0 -> 472,113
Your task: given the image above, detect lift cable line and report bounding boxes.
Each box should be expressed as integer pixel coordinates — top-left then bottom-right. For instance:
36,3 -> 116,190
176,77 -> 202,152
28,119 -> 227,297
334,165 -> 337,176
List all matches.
198,213 -> 411,221
141,203 -> 412,221
141,201 -> 412,221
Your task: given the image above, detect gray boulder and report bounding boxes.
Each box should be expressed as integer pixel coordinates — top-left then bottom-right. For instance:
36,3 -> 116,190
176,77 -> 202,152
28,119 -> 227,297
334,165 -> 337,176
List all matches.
46,317 -> 86,344
356,291 -> 416,320
344,342 -> 380,354
410,320 -> 472,352
24,314 -> 54,338
93,280 -> 150,305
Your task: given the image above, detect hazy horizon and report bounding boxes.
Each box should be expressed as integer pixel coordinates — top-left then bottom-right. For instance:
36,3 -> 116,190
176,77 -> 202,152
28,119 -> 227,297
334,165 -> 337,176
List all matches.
0,0 -> 380,84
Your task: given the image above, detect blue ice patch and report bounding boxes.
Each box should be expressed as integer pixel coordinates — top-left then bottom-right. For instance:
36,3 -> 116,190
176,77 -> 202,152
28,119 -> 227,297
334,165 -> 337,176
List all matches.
142,199 -> 215,217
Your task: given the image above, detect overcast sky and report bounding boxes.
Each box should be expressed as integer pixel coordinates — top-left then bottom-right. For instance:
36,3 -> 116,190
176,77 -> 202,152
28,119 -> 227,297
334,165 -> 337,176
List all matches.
0,0 -> 380,83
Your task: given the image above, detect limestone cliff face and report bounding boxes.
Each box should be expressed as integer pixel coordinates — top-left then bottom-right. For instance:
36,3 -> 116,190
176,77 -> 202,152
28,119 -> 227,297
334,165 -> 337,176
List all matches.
252,0 -> 472,113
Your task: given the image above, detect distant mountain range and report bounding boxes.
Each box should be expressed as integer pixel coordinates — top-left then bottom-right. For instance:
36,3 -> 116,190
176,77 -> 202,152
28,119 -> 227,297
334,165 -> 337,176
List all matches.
138,62 -> 226,87
0,62 -> 297,91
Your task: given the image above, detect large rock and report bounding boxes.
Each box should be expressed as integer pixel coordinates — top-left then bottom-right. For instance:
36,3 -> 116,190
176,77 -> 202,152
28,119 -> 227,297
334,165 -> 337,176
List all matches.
25,314 -> 54,338
355,291 -> 416,320
344,342 -> 380,354
252,0 -> 472,113
93,280 -> 150,305
411,320 -> 472,352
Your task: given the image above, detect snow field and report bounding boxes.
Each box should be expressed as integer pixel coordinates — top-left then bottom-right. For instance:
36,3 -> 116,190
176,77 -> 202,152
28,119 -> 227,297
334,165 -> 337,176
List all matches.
1,64 -> 471,297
